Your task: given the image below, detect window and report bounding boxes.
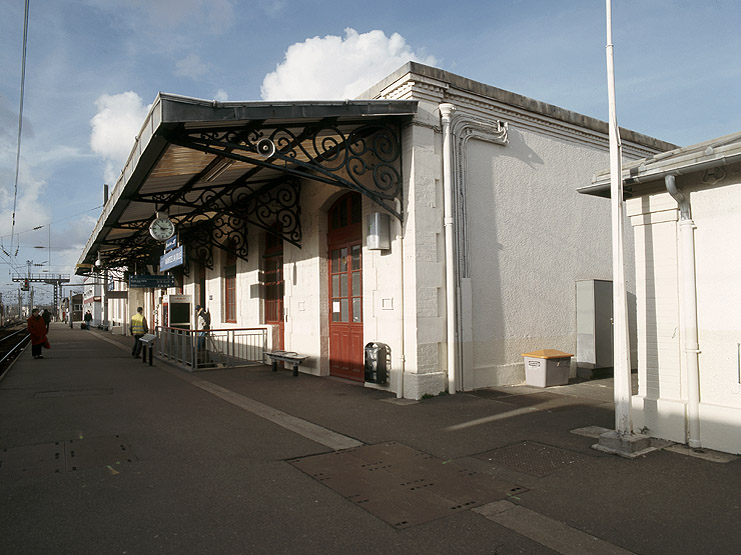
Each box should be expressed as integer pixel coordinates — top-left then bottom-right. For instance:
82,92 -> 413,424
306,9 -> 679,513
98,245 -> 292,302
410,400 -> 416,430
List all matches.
224,250 -> 237,323
197,263 -> 206,309
329,192 -> 362,231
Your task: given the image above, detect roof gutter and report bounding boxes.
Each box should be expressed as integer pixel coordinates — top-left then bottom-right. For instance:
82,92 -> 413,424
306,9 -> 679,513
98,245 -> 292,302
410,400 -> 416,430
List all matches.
583,151 -> 741,197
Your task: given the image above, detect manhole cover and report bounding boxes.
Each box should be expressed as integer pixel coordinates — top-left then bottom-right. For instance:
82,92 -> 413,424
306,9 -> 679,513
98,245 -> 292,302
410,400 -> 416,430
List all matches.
289,441 -> 518,529
0,442 -> 65,478
0,434 -> 136,480
476,441 -> 589,477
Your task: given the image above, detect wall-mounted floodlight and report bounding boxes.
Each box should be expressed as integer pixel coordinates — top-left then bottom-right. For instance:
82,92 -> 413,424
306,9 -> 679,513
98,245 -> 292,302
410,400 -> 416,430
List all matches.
256,138 -> 276,158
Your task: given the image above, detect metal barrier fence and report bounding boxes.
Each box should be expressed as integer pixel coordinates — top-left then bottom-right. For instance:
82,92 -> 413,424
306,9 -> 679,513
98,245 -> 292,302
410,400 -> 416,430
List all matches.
155,326 -> 267,371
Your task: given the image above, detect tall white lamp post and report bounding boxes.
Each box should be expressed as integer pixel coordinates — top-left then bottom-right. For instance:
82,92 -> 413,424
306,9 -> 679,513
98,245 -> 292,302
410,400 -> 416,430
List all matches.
596,0 -> 652,457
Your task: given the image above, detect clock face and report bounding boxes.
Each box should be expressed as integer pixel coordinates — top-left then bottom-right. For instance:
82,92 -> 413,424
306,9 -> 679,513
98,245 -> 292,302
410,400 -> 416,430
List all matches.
149,217 -> 175,241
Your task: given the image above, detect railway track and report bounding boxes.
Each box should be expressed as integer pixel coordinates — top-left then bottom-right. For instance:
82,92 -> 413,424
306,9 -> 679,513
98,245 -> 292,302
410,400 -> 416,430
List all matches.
0,322 -> 30,380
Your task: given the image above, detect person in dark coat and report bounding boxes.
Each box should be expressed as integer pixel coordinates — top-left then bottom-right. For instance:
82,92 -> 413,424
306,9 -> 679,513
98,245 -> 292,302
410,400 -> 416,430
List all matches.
27,308 -> 48,359
84,310 -> 92,330
42,309 -> 51,332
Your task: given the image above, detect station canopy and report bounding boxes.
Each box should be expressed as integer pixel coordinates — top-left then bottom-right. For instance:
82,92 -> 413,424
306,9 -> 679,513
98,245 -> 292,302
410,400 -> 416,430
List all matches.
77,94 -> 417,275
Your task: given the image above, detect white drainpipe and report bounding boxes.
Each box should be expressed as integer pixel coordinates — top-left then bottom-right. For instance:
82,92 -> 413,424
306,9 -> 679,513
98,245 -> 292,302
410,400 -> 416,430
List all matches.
665,174 -> 702,448
440,103 -> 457,394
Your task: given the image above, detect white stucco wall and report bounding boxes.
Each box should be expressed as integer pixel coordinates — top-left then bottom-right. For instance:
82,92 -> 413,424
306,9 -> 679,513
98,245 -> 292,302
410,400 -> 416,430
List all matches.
399,95 -> 643,393
463,129 -> 632,387
371,67 -> 660,396
627,169 -> 741,454
283,183 -> 332,376
401,120 -> 449,397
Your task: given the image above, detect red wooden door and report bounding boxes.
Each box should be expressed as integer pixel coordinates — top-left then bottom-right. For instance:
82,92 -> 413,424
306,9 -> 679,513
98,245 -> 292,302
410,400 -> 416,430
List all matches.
328,193 -> 363,380
264,256 -> 284,349
264,230 -> 284,350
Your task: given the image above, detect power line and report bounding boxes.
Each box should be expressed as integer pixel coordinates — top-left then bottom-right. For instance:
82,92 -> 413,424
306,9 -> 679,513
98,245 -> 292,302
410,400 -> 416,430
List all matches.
0,204 -> 104,241
10,0 -> 30,257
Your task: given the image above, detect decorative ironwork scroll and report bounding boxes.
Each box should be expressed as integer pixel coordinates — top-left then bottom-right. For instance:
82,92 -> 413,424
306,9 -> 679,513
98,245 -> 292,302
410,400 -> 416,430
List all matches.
167,118 -> 403,220
212,212 -> 249,261
239,177 -> 301,246
174,176 -> 302,252
180,220 -> 215,270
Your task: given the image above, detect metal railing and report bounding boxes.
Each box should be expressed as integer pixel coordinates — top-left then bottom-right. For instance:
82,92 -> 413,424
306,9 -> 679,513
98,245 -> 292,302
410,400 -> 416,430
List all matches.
155,326 -> 267,371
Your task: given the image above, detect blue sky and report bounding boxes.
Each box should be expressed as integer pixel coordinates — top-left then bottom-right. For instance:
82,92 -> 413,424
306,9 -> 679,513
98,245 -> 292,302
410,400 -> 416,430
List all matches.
1,0 -> 740,305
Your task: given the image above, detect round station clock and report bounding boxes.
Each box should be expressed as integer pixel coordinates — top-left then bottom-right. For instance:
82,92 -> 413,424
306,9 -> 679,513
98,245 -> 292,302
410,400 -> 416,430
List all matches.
149,215 -> 175,241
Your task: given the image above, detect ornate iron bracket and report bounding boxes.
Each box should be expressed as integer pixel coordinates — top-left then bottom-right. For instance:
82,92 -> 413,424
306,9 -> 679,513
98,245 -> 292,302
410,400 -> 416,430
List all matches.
175,175 -> 302,252
166,119 -> 403,220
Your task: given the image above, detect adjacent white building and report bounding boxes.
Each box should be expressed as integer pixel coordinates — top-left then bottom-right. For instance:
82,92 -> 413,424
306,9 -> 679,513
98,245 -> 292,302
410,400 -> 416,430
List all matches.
582,131 -> 741,454
78,63 -> 673,398
82,276 -> 103,328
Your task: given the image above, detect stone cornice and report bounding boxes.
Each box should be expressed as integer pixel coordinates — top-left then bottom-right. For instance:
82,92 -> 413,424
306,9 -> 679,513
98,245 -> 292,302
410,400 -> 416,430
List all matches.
360,62 -> 675,159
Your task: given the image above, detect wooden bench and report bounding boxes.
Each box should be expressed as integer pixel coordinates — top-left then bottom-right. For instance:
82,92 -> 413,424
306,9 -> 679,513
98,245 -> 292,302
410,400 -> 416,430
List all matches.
265,351 -> 309,377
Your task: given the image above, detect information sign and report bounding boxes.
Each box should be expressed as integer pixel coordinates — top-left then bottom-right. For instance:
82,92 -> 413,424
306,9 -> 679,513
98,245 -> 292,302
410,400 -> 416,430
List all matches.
129,274 -> 176,289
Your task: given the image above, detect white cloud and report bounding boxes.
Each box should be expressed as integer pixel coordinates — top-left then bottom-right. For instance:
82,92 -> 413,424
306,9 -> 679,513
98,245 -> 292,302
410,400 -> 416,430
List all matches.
260,28 -> 437,100
214,89 -> 229,102
175,53 -> 209,80
0,162 -> 49,242
89,91 -> 151,184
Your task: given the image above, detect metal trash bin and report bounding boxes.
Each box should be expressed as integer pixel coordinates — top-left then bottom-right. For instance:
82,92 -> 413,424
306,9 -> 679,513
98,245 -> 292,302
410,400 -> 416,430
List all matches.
364,342 -> 389,384
521,349 -> 573,387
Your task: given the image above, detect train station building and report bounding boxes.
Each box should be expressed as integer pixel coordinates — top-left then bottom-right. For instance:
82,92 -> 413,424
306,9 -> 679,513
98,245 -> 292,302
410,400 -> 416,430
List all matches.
77,62 -> 673,399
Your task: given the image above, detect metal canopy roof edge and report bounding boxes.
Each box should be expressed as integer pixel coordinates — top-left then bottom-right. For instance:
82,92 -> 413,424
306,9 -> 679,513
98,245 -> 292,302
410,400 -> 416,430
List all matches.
77,95 -> 418,273
158,93 -> 418,123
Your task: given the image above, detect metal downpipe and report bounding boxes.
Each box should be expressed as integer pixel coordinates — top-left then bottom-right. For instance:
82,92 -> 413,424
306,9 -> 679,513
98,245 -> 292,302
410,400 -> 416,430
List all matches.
665,174 -> 702,449
440,103 -> 457,394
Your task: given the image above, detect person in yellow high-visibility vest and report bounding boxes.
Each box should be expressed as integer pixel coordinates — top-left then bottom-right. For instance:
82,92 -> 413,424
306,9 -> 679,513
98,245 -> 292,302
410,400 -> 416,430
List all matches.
130,306 -> 148,358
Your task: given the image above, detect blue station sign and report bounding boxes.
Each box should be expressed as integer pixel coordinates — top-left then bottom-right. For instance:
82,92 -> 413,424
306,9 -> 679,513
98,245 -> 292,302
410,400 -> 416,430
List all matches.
160,245 -> 185,271
164,235 -> 178,252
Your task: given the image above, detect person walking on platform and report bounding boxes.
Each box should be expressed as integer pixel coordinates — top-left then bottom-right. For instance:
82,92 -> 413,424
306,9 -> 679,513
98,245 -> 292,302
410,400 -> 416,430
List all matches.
130,307 -> 148,358
27,308 -> 48,360
196,305 -> 210,352
83,310 -> 92,330
42,309 -> 51,332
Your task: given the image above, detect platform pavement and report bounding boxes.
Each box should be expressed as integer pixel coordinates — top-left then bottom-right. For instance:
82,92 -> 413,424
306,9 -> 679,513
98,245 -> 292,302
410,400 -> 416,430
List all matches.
1,323 -> 740,554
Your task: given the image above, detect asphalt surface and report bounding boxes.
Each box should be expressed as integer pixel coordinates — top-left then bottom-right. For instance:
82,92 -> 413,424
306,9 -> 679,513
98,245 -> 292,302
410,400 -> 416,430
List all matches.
1,323 -> 739,554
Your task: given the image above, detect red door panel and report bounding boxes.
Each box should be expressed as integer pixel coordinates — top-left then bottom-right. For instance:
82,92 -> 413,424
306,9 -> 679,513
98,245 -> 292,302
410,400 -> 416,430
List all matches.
328,194 -> 363,381
265,255 -> 284,350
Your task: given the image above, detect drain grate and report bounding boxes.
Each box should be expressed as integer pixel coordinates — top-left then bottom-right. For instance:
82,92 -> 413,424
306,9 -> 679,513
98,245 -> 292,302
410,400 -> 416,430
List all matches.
0,434 -> 136,480
35,389 -> 114,398
475,441 -> 590,477
289,441 -> 518,529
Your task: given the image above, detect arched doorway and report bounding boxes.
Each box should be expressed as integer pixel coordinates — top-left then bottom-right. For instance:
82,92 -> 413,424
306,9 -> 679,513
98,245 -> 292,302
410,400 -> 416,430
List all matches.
328,192 -> 364,380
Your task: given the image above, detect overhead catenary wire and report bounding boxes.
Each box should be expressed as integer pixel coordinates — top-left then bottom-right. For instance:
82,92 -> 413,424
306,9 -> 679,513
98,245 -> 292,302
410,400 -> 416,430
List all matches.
0,204 -> 104,241
10,0 -> 31,259
0,205 -> 103,277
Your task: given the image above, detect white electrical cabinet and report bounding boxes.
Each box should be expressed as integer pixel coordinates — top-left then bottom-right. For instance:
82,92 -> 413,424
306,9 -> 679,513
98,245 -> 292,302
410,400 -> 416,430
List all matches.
576,279 -> 613,378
